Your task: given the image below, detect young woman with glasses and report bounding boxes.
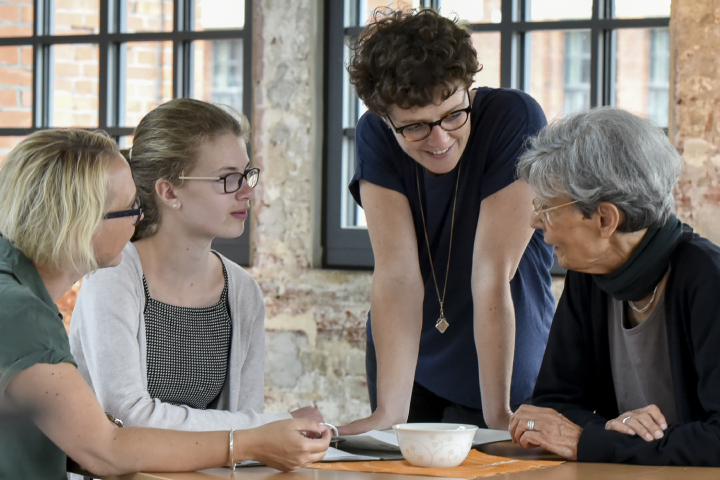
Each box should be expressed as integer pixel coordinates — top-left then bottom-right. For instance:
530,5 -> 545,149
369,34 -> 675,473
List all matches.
69,98 -> 324,437
0,129 -> 329,479
338,9 -> 555,434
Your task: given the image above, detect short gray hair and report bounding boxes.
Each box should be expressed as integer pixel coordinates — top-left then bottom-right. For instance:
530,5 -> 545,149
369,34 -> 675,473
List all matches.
516,107 -> 681,232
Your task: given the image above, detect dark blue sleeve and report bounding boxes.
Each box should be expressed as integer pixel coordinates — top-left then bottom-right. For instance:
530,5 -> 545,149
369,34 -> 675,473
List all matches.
349,112 -> 407,208
477,90 -> 547,201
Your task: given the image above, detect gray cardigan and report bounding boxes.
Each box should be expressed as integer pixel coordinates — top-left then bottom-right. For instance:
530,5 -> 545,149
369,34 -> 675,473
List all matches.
69,242 -> 290,430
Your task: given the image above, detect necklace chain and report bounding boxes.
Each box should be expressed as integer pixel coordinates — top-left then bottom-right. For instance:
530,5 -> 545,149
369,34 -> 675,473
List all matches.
415,159 -> 462,332
627,281 -> 661,314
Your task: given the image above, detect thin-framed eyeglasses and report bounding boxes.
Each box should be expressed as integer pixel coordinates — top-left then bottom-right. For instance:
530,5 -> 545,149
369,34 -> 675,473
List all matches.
103,194 -> 144,226
179,168 -> 260,194
385,89 -> 472,142
533,198 -> 579,224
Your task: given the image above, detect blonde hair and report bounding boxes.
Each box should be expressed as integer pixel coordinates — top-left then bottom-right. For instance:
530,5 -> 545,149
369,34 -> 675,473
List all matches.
125,98 -> 250,240
0,129 -> 119,272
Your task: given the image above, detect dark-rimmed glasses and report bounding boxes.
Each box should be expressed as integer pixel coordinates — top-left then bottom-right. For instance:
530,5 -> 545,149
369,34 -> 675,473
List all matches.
103,194 -> 144,226
179,168 -> 260,194
386,90 -> 472,142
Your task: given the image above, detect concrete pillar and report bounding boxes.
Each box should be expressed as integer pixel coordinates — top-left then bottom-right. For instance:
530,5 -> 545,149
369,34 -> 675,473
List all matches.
251,0 -> 373,424
672,0 -> 720,242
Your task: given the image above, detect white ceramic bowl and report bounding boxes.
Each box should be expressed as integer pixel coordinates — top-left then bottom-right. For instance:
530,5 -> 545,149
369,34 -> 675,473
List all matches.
392,423 -> 478,468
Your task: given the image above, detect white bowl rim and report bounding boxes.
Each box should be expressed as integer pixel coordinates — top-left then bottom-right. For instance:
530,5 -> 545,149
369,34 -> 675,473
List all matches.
392,423 -> 479,432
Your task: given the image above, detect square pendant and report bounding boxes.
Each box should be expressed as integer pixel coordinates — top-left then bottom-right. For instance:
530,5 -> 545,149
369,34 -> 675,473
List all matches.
435,315 -> 449,333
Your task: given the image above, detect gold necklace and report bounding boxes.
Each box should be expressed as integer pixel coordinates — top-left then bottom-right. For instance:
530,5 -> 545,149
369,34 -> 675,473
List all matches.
415,160 -> 462,334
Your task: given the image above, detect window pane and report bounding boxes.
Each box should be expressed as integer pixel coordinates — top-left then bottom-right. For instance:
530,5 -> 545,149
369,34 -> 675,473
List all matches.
124,0 -> 173,32
614,0 -> 670,19
527,0 -> 592,21
122,41 -> 173,127
0,0 -> 33,37
194,0 -> 245,30
439,0 -> 502,24
53,0 -> 99,35
613,28 -> 669,128
525,30 -> 591,121
52,44 -> 99,127
357,0 -> 420,26
193,39 -> 244,113
0,135 -> 26,163
471,32 -> 500,88
0,45 -> 32,128
342,136 -> 366,227
118,135 -> 133,149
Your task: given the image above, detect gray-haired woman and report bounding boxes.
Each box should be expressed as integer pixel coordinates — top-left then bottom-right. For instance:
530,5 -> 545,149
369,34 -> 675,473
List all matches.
508,108 -> 720,466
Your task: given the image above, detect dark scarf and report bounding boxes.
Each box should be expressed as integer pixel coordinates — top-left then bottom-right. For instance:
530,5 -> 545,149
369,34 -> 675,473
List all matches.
592,214 -> 684,302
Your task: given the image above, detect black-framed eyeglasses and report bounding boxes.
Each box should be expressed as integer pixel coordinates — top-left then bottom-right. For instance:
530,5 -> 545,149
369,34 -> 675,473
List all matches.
386,90 -> 472,142
103,194 -> 144,226
178,168 -> 260,194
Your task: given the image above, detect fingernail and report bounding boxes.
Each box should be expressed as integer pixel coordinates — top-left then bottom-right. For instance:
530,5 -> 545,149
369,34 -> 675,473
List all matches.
655,430 -> 663,438
661,424 -> 667,430
645,433 -> 653,441
628,429 -> 635,435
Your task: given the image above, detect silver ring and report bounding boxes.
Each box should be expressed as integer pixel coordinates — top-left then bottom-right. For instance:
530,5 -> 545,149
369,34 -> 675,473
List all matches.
320,422 -> 339,437
527,419 -> 535,431
622,416 -> 631,425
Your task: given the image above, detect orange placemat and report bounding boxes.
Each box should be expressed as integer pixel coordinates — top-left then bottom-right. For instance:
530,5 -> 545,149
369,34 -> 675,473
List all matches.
306,450 -> 563,478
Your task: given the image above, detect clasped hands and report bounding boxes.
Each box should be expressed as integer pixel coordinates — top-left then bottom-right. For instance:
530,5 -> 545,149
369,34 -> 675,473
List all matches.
510,403 -> 668,460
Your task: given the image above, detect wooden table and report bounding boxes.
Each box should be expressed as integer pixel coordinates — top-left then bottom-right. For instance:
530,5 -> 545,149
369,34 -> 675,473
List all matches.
102,442 -> 720,480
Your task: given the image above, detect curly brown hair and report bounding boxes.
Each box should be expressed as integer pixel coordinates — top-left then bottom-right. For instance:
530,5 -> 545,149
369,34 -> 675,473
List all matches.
347,8 -> 481,115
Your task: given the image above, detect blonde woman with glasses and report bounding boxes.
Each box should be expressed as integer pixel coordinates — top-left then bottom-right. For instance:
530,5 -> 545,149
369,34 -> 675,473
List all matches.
0,129 -> 330,479
70,98 -> 324,435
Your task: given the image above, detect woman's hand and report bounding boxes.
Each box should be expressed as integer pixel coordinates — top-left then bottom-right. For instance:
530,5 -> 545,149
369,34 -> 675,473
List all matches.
605,404 -> 667,442
240,418 -> 331,471
509,405 -> 583,460
290,406 -> 324,423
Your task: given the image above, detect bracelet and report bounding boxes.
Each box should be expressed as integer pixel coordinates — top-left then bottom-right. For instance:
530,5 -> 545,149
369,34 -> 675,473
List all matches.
229,429 -> 235,471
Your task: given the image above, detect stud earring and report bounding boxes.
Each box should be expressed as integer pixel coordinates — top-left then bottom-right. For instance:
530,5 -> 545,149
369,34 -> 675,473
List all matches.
172,203 -> 178,208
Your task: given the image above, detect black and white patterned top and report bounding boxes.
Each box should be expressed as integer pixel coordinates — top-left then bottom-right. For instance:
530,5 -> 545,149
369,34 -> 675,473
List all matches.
143,259 -> 232,410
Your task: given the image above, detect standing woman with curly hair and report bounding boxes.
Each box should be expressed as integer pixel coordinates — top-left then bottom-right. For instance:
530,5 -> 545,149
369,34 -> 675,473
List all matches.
339,9 -> 555,433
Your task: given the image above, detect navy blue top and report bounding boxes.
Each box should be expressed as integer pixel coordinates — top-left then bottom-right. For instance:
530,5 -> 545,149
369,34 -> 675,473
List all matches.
349,88 -> 555,409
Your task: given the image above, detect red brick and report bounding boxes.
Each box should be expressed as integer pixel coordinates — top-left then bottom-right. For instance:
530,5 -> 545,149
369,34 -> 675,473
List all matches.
0,89 -> 18,107
0,5 -> 19,23
72,113 -> 98,126
0,47 -> 19,65
20,89 -> 30,107
20,46 -> 31,66
0,66 -> 31,86
0,136 -> 20,149
0,24 -> 32,37
137,50 -> 157,65
85,13 -> 99,29
21,5 -> 32,23
54,61 -> 80,77
53,79 -> 73,92
74,45 -> 96,61
75,80 -> 95,94
73,96 -> 98,111
128,66 -> 159,80
0,109 -> 31,127
83,64 -> 98,76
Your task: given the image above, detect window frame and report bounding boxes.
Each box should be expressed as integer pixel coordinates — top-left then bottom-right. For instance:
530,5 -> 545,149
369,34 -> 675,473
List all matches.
0,0 -> 253,265
323,0 -> 670,270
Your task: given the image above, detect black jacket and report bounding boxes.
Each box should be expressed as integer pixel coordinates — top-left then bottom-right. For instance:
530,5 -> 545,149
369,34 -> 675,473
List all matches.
532,226 -> 720,465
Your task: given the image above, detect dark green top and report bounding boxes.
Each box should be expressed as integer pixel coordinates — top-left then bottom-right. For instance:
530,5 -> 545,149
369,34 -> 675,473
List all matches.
0,236 -> 76,480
